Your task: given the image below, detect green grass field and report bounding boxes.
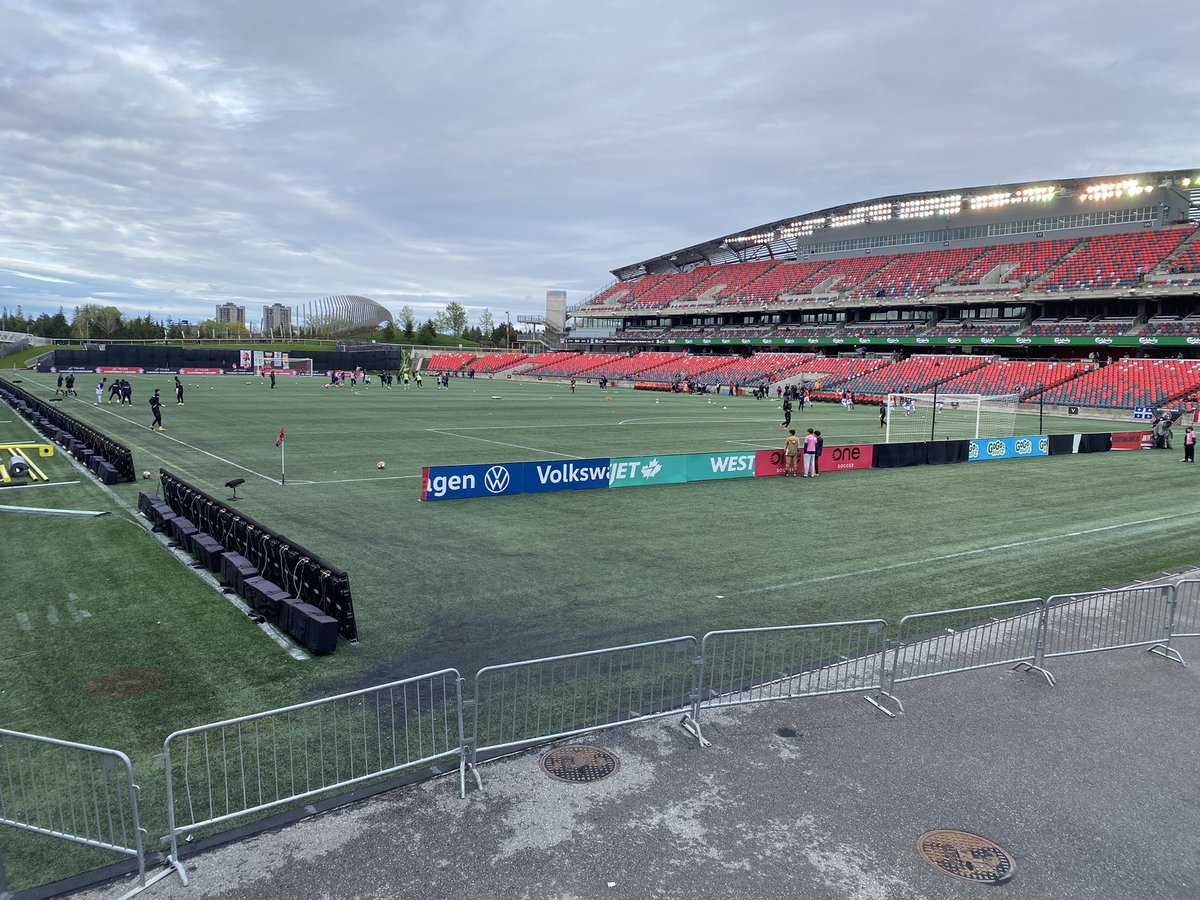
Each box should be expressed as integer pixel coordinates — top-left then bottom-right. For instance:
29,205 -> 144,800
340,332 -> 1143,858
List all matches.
2,370 -> 1198,889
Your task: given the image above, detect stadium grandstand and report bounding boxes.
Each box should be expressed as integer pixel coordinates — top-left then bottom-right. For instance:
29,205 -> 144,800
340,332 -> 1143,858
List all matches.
563,170 -> 1200,354
407,168 -> 1200,412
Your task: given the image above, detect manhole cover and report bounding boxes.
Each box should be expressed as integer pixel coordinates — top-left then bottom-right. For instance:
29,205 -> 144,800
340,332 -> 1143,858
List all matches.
917,830 -> 1015,884
540,745 -> 619,783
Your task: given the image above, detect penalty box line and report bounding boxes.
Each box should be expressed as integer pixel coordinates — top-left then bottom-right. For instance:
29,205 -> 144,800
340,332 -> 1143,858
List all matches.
744,509 -> 1200,595
23,373 -> 281,486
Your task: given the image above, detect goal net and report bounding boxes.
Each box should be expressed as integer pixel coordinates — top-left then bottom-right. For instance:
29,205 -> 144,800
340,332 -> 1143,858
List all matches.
884,393 -> 1019,443
262,357 -> 313,375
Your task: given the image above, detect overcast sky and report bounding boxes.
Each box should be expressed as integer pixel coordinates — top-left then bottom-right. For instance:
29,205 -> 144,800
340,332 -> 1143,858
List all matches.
2,0 -> 1198,327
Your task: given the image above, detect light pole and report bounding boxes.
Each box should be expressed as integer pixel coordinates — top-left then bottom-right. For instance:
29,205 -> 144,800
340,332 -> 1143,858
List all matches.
505,310 -> 511,350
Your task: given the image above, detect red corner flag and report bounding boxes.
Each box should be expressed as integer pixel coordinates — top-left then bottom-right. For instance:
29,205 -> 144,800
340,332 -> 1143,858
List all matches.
275,428 -> 285,447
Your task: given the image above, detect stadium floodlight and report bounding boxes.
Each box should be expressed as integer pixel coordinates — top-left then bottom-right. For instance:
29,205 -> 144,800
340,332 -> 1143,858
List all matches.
884,392 -> 1020,444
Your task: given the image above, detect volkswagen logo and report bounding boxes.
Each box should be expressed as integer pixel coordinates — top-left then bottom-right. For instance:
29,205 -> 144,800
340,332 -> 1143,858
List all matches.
484,465 -> 511,494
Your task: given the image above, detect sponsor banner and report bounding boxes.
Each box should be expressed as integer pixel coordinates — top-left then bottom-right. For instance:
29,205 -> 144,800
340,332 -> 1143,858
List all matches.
967,435 -> 1050,461
1111,431 -> 1152,451
180,367 -> 225,375
755,444 -> 875,476
609,454 -> 687,488
523,458 -> 612,493
45,366 -> 95,373
97,366 -> 144,374
820,443 -> 875,471
240,350 -> 253,368
421,462 -> 527,501
685,451 -> 757,482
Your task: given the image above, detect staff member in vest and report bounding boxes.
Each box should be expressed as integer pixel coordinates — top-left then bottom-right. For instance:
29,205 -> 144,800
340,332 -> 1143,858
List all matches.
783,429 -> 800,477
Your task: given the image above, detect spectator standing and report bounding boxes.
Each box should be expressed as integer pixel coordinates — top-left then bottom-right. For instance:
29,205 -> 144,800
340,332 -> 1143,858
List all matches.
814,430 -> 824,476
783,429 -> 800,477
802,428 -> 818,478
1183,426 -> 1195,463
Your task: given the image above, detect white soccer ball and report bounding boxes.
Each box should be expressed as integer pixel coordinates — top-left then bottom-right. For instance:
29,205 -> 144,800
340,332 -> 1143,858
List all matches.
377,461 -> 386,469
142,470 -> 152,479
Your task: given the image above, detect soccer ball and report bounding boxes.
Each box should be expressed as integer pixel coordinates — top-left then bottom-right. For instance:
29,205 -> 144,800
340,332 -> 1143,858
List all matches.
324,384 -> 329,390
142,471 -> 152,479
377,461 -> 386,469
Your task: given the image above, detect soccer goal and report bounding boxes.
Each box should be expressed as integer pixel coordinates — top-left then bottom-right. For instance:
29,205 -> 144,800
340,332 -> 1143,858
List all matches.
884,392 -> 1020,443
263,357 -> 314,375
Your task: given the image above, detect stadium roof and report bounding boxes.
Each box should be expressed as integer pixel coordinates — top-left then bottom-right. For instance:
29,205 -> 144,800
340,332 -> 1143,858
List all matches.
611,169 -> 1200,281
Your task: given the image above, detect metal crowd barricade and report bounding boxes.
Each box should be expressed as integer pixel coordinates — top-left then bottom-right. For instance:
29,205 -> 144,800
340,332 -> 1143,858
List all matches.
0,729 -> 145,889
163,669 -> 466,886
885,599 -> 1052,712
684,620 -> 891,746
1040,585 -> 1183,665
1171,579 -> 1200,640
471,637 -> 697,772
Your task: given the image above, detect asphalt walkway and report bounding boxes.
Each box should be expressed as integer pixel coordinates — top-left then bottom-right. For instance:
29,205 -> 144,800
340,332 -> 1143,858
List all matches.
78,641 -> 1200,900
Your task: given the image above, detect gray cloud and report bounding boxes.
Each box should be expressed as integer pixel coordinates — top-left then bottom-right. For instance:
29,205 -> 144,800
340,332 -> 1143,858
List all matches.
2,0 -> 1198,324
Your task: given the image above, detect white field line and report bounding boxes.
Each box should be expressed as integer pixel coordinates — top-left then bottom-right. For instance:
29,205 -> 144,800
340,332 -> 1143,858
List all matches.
6,403 -> 308,660
21,374 -> 281,485
744,510 -> 1200,595
290,474 -> 421,485
425,428 -> 581,459
0,504 -> 107,517
0,480 -> 81,491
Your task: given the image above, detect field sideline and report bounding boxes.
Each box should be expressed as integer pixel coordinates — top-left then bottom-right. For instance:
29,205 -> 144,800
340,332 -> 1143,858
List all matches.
3,370 -> 1200,889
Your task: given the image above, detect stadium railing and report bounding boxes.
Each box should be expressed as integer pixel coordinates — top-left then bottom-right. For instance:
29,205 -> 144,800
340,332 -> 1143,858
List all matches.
162,669 -> 467,886
0,376 -> 136,482
683,620 -> 892,746
0,729 -> 147,890
469,637 -> 697,773
17,580 -> 1200,894
881,599 -> 1053,713
1039,585 -> 1181,666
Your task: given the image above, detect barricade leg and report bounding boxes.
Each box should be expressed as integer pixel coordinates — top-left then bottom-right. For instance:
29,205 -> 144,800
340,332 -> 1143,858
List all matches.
1147,593 -> 1186,666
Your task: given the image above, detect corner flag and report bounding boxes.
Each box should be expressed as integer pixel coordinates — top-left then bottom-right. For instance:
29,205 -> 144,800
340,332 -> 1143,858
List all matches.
276,428 -> 285,447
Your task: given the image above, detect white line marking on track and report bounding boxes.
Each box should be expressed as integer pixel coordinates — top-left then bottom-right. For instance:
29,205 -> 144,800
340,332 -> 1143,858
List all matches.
617,417 -> 776,426
16,612 -> 31,632
46,605 -> 59,626
425,429 -> 581,459
744,510 -> 1200,595
22,374 -> 282,485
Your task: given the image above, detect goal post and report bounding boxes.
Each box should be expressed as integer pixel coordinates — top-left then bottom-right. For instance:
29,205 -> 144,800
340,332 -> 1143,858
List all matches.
262,357 -> 314,375
884,392 -> 1020,443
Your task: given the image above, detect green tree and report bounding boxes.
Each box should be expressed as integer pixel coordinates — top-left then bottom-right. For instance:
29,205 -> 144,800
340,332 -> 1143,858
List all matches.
478,309 -> 495,337
398,305 -> 416,338
415,319 -> 437,344
71,304 -> 123,339
442,301 -> 468,336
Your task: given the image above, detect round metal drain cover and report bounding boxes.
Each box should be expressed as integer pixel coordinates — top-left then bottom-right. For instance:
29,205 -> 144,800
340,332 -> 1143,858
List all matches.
917,830 -> 1015,884
540,745 -> 619,784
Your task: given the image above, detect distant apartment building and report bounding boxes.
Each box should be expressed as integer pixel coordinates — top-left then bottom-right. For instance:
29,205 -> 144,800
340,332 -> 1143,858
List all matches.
261,303 -> 293,333
215,302 -> 246,326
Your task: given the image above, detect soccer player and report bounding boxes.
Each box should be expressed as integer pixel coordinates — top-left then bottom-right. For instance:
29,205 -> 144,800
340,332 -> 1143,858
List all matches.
55,373 -> 64,395
65,373 -> 76,396
783,429 -> 800,477
121,380 -> 133,405
780,397 -> 793,430
880,402 -> 887,428
174,376 -> 185,405
95,377 -> 106,405
270,371 -> 276,389
108,379 -> 121,403
149,389 -> 164,431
